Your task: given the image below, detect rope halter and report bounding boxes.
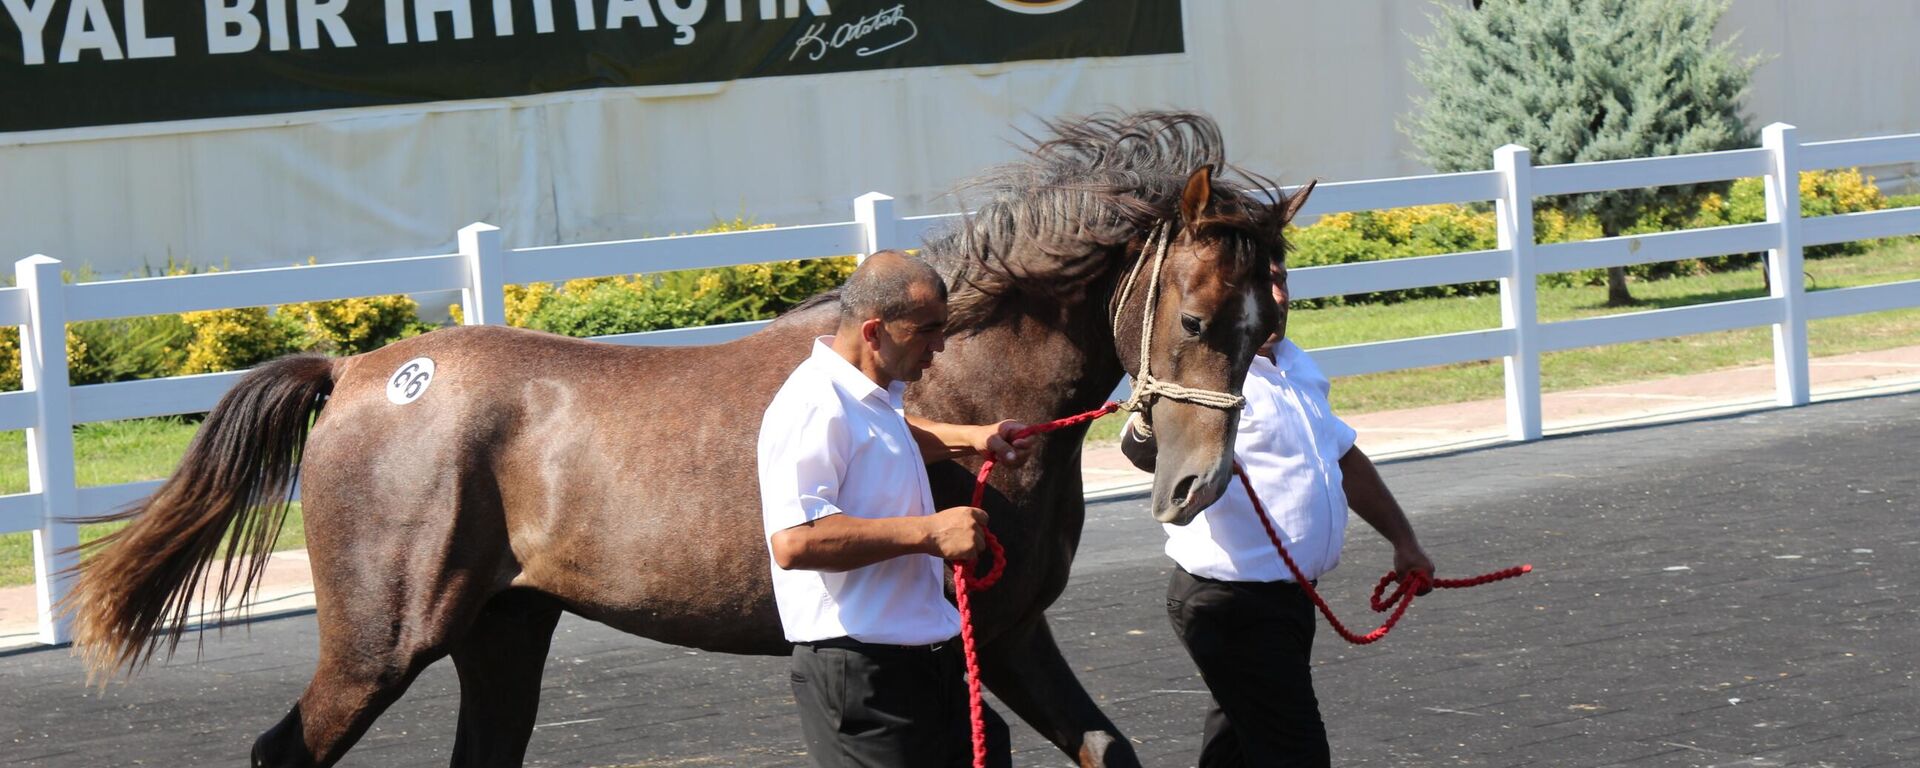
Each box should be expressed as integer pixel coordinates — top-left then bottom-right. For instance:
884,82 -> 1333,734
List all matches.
1110,221 -> 1248,425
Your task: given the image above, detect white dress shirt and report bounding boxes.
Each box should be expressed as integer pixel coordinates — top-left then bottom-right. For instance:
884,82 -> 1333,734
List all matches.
1163,340 -> 1358,583
757,336 -> 962,645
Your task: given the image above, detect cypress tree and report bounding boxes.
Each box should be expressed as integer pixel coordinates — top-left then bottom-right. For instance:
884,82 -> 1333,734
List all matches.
1407,0 -> 1760,305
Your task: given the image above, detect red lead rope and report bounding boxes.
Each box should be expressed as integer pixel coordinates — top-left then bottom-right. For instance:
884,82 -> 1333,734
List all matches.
950,401 -> 1529,768
1231,463 -> 1532,645
950,401 -> 1120,768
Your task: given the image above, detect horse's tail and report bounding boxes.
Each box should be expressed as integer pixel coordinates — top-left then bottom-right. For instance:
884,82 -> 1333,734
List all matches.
66,353 -> 335,678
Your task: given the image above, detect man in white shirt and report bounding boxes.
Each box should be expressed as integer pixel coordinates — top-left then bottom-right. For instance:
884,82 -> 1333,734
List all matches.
758,250 -> 1034,768
1120,259 -> 1436,768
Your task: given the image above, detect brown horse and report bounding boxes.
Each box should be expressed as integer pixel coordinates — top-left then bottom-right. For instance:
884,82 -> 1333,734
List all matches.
64,111 -> 1313,767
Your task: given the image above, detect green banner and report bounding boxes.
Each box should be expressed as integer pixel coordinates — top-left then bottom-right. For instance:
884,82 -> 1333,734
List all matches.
0,0 -> 1184,132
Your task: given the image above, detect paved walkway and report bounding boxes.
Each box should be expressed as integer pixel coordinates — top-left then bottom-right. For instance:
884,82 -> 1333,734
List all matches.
1082,344 -> 1920,495
5,345 -> 1920,649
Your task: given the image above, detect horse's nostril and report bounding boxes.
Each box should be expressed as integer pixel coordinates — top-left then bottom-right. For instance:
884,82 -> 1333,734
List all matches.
1171,475 -> 1198,508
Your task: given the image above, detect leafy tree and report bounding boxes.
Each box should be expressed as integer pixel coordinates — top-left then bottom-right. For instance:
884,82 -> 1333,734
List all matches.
1408,0 -> 1760,305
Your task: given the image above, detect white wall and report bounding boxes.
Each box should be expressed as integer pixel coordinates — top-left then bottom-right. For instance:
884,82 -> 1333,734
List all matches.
3,0 -> 1915,277
1730,0 -> 1920,151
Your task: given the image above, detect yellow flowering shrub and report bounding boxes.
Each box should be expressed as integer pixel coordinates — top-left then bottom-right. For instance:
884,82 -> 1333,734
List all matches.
2,321 -> 120,390
450,216 -> 856,335
1287,168 -> 1897,300
1797,168 -> 1886,218
0,327 -> 18,391
1534,208 -> 1604,244
1286,204 -> 1500,304
1688,168 -> 1890,259
449,281 -> 549,326
177,306 -> 303,375
279,294 -> 430,356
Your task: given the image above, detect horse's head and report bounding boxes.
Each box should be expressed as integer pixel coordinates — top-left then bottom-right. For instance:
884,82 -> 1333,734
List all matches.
1113,166 -> 1315,525
920,111 -> 1316,524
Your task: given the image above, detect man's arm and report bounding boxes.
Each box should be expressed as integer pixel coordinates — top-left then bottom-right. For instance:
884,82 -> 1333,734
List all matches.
770,507 -> 988,572
1118,413 -> 1156,472
905,416 -> 1036,466
1340,446 -> 1436,588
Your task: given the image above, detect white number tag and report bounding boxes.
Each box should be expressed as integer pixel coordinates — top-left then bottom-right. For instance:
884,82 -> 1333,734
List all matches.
387,357 -> 436,405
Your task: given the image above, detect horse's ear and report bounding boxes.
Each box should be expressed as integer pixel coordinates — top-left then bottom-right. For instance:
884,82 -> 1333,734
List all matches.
1280,179 -> 1318,226
1179,164 -> 1216,225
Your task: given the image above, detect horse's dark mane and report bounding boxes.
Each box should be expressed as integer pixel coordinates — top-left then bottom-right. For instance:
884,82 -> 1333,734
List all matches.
786,288 -> 842,318
781,111 -> 1293,330
925,111 -> 1292,330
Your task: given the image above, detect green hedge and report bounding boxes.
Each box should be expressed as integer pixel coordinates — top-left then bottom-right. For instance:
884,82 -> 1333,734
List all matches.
0,260 -> 433,391
451,216 -> 856,337
1287,168 -> 1897,307
5,218 -> 856,392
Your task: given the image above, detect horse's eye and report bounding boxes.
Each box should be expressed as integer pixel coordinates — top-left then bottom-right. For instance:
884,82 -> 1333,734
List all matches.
1180,314 -> 1203,336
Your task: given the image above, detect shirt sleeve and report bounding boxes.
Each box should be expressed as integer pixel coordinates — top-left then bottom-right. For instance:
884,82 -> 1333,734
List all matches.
758,397 -> 852,541
1326,397 -> 1359,458
1295,348 -> 1359,458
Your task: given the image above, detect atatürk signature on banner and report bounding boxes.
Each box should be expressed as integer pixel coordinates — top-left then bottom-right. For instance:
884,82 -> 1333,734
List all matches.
790,4 -> 917,62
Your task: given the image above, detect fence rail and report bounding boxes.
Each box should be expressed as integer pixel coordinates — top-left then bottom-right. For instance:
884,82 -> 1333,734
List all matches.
7,122 -> 1920,645
0,287 -> 26,325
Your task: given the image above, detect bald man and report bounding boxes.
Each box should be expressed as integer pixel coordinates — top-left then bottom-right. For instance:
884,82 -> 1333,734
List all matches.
757,250 -> 1031,768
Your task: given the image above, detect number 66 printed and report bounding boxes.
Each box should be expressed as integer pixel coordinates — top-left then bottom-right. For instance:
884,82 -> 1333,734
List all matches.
387,357 -> 436,405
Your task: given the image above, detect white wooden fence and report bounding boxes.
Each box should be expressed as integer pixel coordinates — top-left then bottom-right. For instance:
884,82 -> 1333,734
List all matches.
7,122 -> 1920,646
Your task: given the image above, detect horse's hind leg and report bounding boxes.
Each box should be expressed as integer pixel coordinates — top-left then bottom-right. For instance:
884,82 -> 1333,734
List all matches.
250,488 -> 497,765
448,590 -> 564,767
251,636 -> 443,768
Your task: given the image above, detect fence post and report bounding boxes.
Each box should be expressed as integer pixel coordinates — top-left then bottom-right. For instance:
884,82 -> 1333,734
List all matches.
17,255 -> 80,645
1763,123 -> 1810,406
854,192 -> 897,264
1494,145 -> 1542,441
459,222 -> 505,326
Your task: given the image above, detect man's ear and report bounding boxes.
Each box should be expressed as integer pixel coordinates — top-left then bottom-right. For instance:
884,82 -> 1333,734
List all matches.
861,318 -> 883,347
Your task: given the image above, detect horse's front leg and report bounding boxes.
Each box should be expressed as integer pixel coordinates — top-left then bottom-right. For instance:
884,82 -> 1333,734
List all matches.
448,590 -> 564,767
978,616 -> 1142,768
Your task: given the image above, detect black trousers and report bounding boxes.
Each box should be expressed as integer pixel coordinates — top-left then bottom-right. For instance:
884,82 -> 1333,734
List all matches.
789,638 -> 1011,768
1166,567 -> 1331,768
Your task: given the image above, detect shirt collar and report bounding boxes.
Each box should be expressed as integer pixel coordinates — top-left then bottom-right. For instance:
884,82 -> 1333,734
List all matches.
809,336 -> 905,408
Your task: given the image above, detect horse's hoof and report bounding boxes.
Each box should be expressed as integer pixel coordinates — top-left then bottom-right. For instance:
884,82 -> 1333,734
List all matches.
1077,730 -> 1141,768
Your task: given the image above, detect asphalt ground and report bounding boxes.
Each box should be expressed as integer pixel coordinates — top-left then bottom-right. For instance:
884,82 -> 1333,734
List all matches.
4,392 -> 1915,767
